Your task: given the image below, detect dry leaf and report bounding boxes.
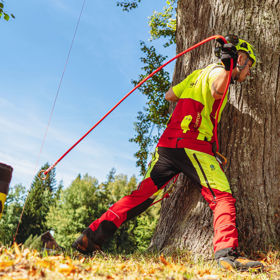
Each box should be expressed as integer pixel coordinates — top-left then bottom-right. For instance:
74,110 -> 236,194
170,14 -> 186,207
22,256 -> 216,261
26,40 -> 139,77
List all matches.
36,259 -> 54,270
198,268 -> 211,276
0,261 -> 14,269
57,263 -> 77,274
159,255 -> 169,266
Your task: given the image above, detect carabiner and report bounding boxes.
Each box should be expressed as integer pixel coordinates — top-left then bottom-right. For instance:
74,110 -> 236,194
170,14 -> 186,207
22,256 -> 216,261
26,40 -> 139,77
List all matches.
215,151 -> 227,166
38,170 -> 48,180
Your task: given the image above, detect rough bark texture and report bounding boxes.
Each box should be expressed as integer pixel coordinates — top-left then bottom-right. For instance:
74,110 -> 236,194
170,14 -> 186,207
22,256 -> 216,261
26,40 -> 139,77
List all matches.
150,0 -> 280,257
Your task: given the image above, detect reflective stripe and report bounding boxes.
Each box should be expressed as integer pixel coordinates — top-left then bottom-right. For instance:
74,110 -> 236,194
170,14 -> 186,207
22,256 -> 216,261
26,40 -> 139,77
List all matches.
144,147 -> 159,180
108,209 -> 121,220
215,223 -> 236,231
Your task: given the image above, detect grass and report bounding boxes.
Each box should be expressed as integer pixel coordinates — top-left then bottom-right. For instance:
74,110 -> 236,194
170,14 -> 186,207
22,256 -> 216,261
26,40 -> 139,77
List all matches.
0,244 -> 279,279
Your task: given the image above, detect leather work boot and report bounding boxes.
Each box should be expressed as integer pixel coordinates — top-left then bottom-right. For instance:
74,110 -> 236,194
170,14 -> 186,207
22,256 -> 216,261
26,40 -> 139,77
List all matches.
72,228 -> 101,256
215,248 -> 264,271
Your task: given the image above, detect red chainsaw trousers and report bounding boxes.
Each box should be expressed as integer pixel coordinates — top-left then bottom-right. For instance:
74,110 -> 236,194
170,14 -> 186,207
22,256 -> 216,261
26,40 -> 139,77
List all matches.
89,146 -> 238,253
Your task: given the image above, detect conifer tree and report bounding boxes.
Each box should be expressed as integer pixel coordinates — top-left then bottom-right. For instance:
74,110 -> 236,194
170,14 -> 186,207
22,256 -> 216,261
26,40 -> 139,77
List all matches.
0,184 -> 26,244
16,163 -> 60,244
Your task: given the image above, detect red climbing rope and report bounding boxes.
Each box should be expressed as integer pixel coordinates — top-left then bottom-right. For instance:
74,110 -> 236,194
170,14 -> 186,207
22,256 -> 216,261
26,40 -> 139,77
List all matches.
40,35 -> 231,178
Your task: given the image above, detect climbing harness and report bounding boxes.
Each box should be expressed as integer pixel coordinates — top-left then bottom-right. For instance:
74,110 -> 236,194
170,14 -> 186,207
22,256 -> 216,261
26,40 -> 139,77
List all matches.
215,151 -> 228,166
39,35 -> 233,179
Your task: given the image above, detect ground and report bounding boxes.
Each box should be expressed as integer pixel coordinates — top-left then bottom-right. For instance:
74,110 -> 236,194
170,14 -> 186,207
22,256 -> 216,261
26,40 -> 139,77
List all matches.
0,244 -> 279,279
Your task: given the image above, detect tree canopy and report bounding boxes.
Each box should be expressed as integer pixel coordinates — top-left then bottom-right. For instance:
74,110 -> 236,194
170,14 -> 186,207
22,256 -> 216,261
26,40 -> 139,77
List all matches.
116,0 -> 142,11
129,0 -> 177,175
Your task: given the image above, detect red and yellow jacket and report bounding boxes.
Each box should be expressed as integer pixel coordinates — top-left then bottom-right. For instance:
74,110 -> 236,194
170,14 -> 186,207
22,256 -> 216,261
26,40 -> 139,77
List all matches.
158,63 -> 228,155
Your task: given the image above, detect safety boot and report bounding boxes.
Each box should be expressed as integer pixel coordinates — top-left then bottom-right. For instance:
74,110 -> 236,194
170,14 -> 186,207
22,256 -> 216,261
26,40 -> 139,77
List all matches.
72,228 -> 101,256
215,248 -> 264,271
72,221 -> 118,255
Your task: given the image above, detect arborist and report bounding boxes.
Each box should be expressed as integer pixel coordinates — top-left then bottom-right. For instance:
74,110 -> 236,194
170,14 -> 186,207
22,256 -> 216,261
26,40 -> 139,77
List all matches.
0,163 -> 13,219
72,35 -> 263,271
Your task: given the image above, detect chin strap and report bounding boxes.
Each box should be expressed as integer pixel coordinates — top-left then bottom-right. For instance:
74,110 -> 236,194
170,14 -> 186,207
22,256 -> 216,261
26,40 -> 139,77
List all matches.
233,56 -> 250,82
237,57 -> 249,70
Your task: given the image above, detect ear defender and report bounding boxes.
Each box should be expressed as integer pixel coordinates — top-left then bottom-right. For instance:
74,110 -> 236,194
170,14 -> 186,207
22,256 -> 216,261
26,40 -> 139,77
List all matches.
215,34 -> 256,67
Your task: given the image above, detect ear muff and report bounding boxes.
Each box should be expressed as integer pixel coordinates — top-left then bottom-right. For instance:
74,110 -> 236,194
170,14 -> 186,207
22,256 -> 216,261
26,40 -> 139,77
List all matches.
215,35 -> 256,67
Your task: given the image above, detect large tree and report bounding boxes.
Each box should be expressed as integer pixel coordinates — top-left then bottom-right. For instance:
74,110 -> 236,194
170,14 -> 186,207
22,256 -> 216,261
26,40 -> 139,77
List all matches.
149,0 -> 280,256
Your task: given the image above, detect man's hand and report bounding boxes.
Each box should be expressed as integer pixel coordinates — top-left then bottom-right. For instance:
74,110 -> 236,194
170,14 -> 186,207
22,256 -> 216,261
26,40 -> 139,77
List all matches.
221,43 -> 238,71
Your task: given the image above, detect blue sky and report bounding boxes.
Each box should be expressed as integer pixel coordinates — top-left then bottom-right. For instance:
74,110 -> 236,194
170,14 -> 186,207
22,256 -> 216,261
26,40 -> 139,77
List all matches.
0,0 -> 176,189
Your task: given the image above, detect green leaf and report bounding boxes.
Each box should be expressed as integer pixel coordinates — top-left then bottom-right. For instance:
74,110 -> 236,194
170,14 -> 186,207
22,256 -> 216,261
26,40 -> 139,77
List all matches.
11,13 -> 15,19
0,3 -> 4,9
4,13 -> 9,21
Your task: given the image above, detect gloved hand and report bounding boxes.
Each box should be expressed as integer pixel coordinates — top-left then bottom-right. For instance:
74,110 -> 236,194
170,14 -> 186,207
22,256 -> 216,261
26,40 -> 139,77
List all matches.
221,43 -> 238,71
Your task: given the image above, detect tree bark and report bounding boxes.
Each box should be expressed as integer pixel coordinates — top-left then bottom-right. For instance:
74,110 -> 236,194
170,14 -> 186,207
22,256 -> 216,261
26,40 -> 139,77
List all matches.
150,0 -> 280,257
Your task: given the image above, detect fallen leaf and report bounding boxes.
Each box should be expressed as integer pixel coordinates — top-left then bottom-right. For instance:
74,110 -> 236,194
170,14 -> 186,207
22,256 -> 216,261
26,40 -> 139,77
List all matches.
159,255 -> 169,266
0,261 -> 14,270
57,263 -> 77,274
198,268 -> 211,276
36,260 -> 54,270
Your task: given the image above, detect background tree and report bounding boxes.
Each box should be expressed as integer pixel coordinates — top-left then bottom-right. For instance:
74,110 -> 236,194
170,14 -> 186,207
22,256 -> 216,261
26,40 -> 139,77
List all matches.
130,43 -> 170,175
117,0 -> 142,11
150,0 -> 280,256
47,171 -> 160,253
47,174 -> 104,249
16,163 -> 61,244
130,0 -> 176,175
0,184 -> 26,244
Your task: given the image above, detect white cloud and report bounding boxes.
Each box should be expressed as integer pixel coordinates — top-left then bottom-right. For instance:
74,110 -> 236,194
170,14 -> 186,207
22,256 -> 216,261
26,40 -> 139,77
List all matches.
48,0 -> 74,13
0,97 -> 140,190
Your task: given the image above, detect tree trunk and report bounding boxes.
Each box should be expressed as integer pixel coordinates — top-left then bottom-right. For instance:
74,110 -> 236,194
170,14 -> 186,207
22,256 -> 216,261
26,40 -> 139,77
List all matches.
149,0 -> 280,257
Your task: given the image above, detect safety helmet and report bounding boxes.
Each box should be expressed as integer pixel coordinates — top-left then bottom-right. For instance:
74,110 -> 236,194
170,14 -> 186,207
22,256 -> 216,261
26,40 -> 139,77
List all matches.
225,34 -> 257,67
